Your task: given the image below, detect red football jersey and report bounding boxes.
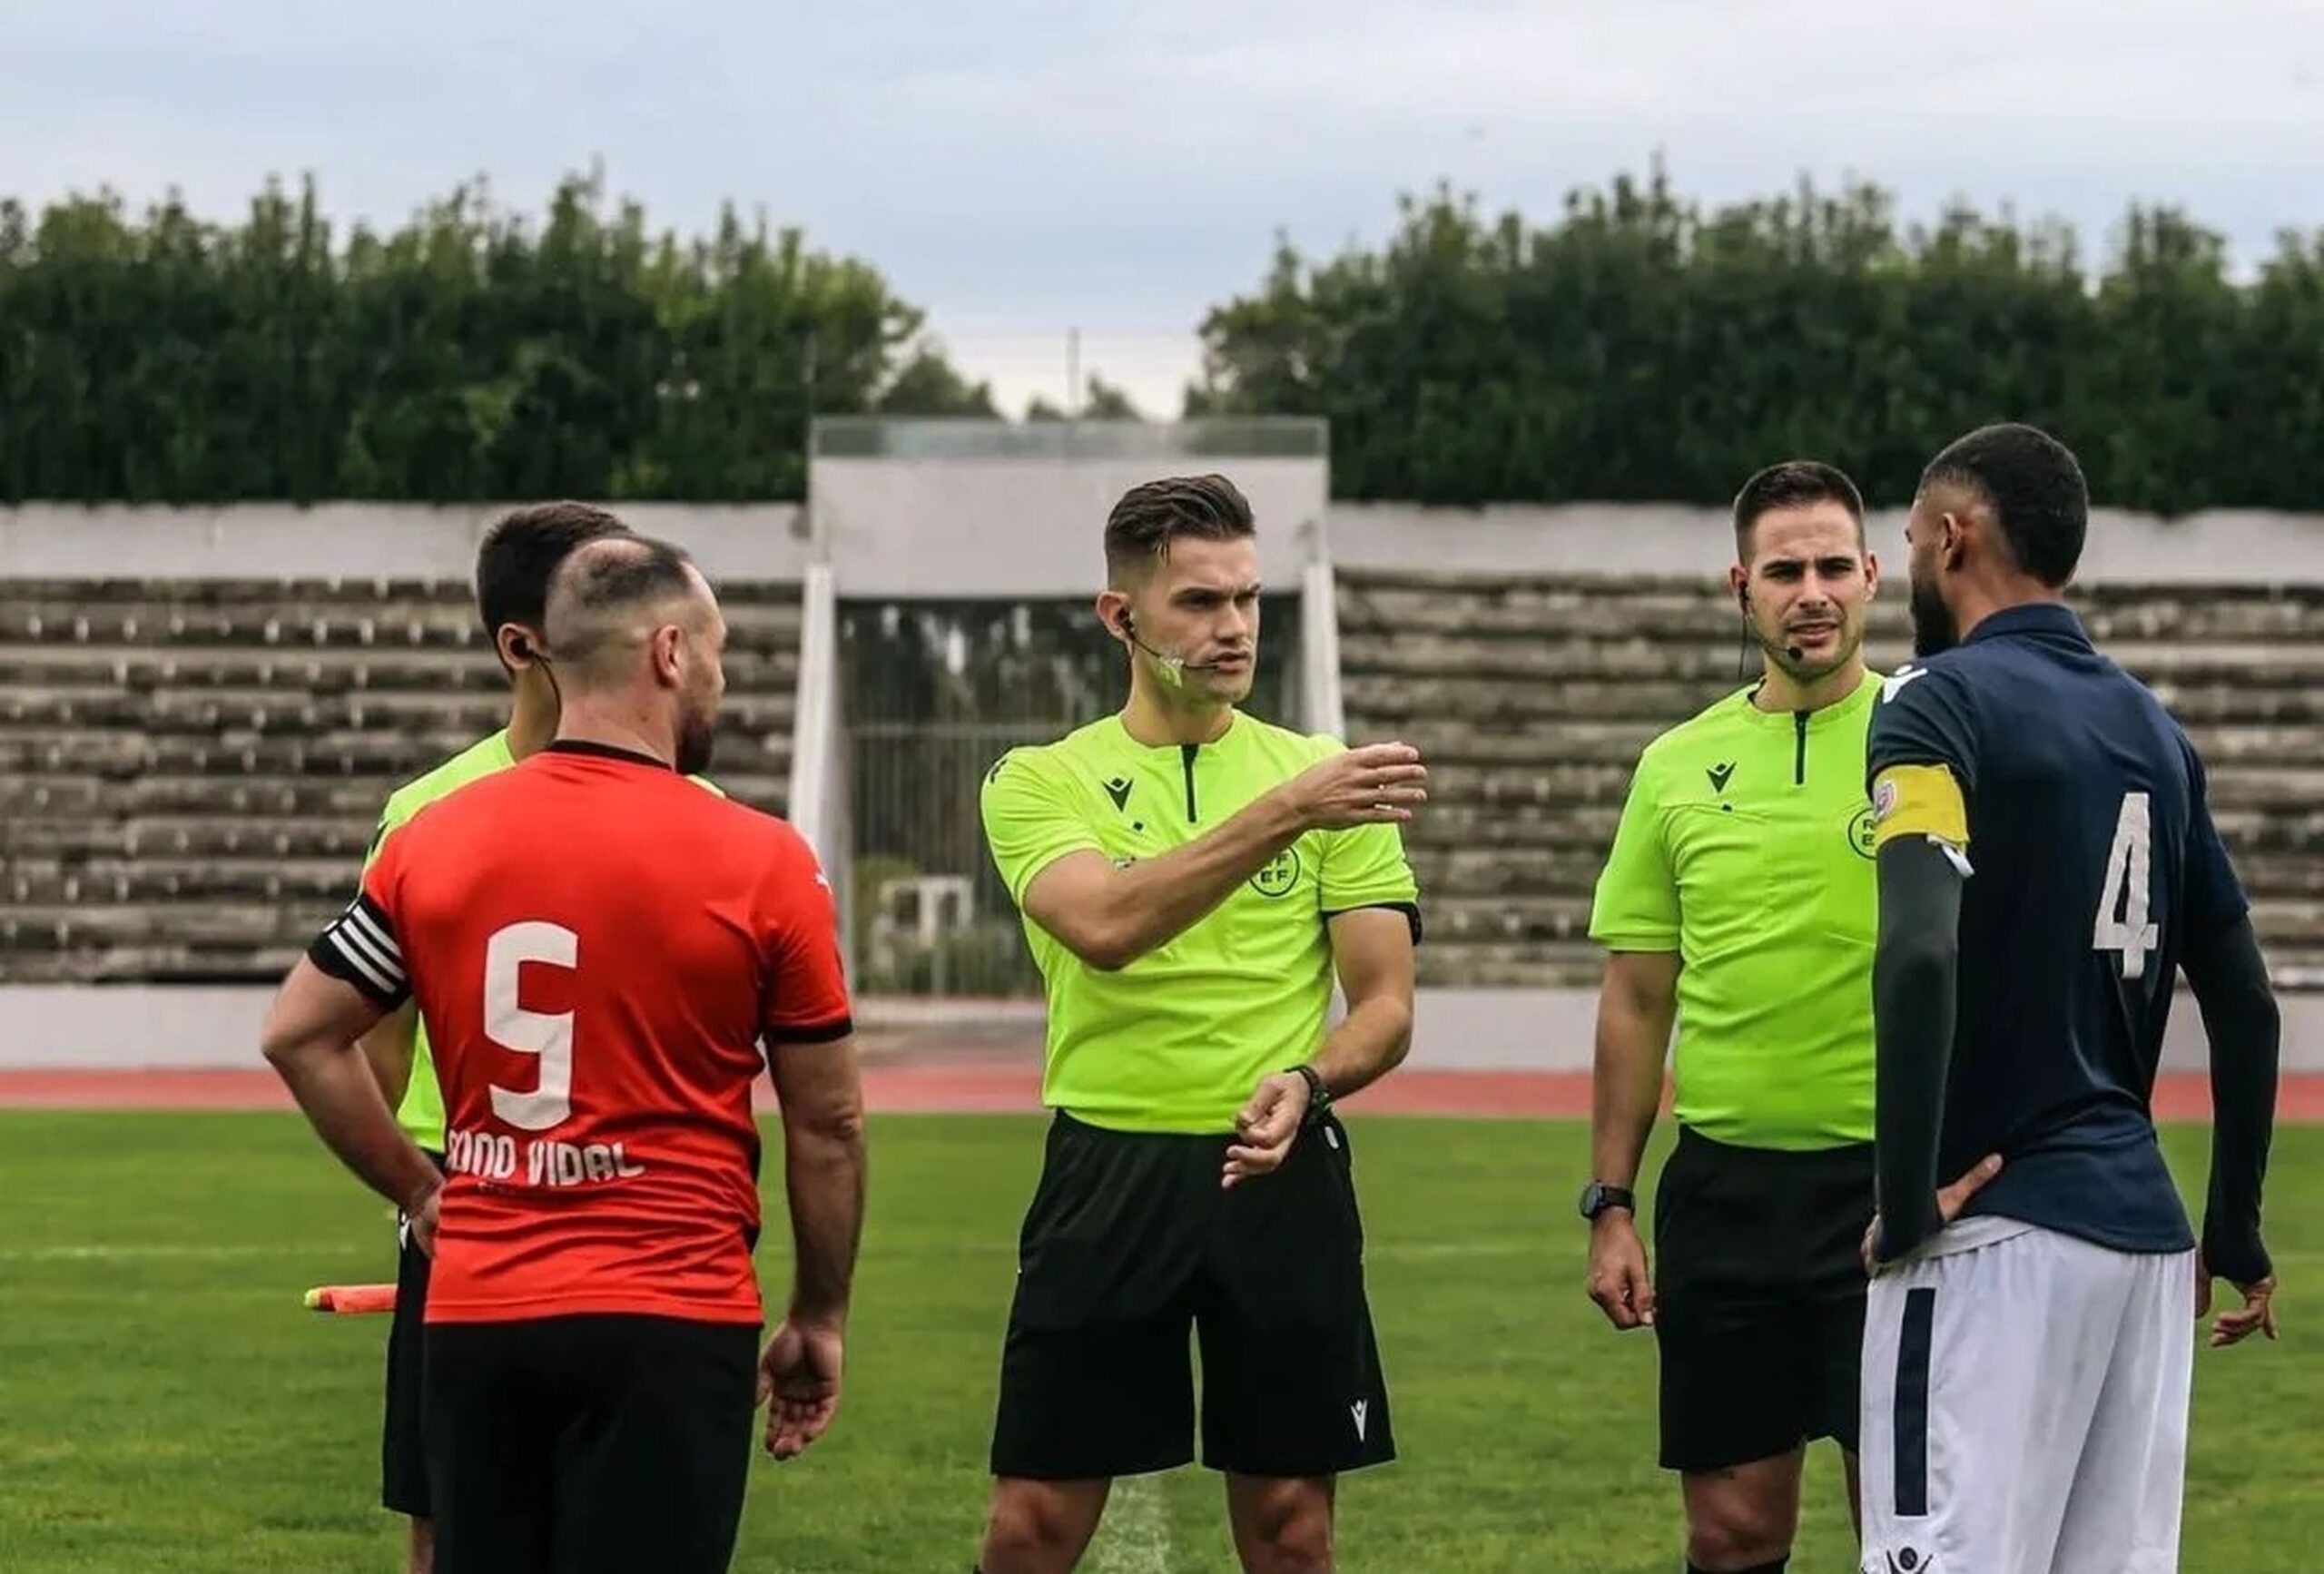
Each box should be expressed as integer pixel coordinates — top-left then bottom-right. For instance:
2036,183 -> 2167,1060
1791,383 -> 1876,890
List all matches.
312,741 -> 852,1325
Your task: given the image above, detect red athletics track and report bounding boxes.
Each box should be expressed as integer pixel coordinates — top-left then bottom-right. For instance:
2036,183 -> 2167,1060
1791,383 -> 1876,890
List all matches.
2,1066 -> 2320,1120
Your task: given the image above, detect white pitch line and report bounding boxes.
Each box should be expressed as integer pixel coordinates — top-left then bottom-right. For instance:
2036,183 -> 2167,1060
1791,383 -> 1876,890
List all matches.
1092,1474 -> 1174,1574
3,1237 -> 1550,1267
1,1242 -> 365,1263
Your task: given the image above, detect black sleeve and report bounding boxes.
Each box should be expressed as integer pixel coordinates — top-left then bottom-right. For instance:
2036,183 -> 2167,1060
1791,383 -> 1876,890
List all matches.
308,891 -> 411,1010
1871,835 -> 1965,1263
2180,734 -> 2252,939
2181,915 -> 2280,1284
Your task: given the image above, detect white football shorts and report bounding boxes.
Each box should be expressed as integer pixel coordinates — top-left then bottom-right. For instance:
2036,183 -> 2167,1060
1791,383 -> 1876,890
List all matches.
1858,1215 -> 2195,1574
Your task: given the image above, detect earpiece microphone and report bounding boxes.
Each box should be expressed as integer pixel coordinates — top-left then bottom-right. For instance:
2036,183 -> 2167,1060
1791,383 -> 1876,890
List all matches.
1737,585 -> 1805,664
1118,615 -> 1231,685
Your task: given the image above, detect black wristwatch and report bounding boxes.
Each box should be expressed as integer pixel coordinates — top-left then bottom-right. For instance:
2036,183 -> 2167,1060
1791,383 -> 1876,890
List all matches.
1578,1180 -> 1636,1221
1286,1063 -> 1331,1127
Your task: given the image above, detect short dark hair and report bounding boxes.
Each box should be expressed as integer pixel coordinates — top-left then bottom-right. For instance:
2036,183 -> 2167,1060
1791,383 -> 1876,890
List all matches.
1731,460 -> 1866,556
1104,474 -> 1256,583
1920,423 -> 2088,588
475,502 -> 632,639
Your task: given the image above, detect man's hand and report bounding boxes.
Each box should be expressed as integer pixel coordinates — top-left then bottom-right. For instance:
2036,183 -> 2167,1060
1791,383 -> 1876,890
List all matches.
2196,1251 -> 2280,1349
1586,1212 -> 1656,1330
1224,1071 -> 1312,1189
404,1179 -> 444,1259
1275,743 -> 1428,831
1863,1152 -> 2004,1275
758,1316 -> 845,1461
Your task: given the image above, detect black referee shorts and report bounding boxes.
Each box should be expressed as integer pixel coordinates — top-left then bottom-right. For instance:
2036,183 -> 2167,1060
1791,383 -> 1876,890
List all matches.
1651,1125 -> 1875,1474
380,1147 -> 447,1518
990,1110 -> 1394,1482
423,1313 -> 760,1574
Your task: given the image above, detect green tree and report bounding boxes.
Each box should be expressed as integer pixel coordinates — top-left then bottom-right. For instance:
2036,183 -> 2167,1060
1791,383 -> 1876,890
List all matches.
1078,373 -> 1140,420
1191,165 -> 2324,509
877,345 -> 1000,417
0,170 -> 985,503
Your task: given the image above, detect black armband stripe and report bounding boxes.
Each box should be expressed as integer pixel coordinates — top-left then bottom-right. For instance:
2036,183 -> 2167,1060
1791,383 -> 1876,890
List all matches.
1323,900 -> 1423,945
312,894 -> 409,1008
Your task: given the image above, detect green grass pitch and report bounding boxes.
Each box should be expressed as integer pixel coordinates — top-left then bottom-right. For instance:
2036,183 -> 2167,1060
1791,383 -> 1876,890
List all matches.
1,1110 -> 2316,1571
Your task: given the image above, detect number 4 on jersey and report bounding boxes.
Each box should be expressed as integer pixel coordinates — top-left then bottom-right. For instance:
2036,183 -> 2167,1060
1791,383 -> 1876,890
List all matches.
2093,792 -> 2161,979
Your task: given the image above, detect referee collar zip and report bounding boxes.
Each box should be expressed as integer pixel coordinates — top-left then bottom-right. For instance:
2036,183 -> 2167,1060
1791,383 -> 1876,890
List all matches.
1738,671 -> 1876,788
1112,711 -> 1237,825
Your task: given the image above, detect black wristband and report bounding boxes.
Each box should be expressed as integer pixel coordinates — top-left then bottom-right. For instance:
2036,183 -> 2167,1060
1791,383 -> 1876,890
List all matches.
1286,1063 -> 1330,1126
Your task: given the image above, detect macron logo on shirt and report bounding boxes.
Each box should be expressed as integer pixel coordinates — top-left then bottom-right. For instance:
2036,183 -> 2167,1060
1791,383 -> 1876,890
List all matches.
1882,665 -> 1929,704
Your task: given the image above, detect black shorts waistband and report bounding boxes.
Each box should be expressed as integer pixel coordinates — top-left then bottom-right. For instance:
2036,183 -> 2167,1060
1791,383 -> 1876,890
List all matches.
1674,1124 -> 1873,1170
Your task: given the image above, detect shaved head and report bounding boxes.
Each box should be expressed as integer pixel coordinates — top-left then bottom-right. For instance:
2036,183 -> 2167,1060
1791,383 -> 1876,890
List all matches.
542,534 -> 727,775
544,536 -> 708,684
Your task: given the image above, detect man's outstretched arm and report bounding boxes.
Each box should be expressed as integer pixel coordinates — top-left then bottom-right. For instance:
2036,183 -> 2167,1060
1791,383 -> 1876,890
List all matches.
1006,742 -> 1427,971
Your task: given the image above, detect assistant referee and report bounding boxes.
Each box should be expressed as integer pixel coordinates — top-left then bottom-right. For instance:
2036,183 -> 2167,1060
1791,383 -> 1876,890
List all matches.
973,474 -> 1429,1574
1581,461 -> 1884,1574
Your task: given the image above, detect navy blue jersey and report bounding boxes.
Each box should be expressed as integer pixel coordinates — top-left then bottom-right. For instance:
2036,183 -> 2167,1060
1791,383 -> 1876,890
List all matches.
1866,603 -> 2250,1253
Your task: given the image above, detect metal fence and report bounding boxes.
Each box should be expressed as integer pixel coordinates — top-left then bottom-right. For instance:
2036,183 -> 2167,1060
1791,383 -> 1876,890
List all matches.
842,595 -> 1306,998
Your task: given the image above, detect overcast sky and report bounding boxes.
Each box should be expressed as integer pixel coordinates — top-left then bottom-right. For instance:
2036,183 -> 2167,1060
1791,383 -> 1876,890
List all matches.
7,0 -> 2322,415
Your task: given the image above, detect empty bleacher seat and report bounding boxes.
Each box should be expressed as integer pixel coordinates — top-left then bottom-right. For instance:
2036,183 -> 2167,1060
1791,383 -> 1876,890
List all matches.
0,576 -> 803,986
1337,569 -> 2324,989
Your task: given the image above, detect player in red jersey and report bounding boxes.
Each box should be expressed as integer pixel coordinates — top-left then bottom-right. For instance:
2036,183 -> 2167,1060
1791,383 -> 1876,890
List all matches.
261,534 -> 866,1574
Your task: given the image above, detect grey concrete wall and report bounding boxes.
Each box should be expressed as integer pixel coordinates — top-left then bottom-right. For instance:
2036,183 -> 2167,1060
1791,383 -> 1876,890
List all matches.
1329,503 -> 2324,585
4,984 -> 2316,1075
807,456 -> 1328,596
0,503 -> 812,583
10,498 -> 2324,587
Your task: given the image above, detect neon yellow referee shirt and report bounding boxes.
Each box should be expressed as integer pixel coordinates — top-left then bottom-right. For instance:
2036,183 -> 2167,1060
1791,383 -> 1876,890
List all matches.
1588,673 -> 1883,1150
981,711 -> 1422,1136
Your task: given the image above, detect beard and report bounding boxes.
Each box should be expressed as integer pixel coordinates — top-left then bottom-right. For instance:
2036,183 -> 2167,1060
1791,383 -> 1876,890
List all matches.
1752,615 -> 1855,684
1909,575 -> 1959,656
675,703 -> 717,777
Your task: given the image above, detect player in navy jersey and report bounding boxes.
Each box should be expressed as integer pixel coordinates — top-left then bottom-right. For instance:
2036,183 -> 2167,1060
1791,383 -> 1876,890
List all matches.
1854,422 -> 2282,1574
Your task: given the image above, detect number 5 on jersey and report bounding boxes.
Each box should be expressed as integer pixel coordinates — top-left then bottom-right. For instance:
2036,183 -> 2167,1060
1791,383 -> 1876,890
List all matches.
486,920 -> 579,1130
2093,792 -> 2161,979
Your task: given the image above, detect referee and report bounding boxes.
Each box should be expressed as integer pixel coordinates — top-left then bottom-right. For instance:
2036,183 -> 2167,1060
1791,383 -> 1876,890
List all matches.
1581,461 -> 1884,1574
973,474 -> 1429,1574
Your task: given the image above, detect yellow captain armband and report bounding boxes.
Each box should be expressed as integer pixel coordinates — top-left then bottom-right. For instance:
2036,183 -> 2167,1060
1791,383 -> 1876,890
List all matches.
1869,763 -> 1970,852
